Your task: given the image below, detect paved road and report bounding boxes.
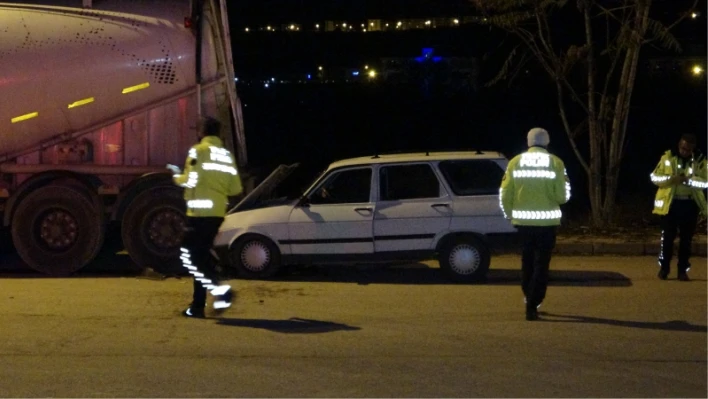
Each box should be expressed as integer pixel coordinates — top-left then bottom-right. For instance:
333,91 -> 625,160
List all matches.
0,255 -> 706,397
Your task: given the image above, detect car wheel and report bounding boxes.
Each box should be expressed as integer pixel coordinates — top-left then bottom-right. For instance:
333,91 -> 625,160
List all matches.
231,235 -> 281,279
438,236 -> 490,282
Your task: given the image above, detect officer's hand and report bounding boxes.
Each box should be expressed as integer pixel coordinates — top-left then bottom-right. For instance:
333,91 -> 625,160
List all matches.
669,175 -> 687,185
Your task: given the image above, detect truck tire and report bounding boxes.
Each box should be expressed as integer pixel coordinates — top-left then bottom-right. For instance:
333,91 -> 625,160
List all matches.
11,185 -> 105,275
121,186 -> 186,275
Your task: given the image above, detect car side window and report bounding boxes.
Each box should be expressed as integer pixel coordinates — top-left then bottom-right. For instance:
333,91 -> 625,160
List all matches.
310,167 -> 372,204
438,160 -> 505,196
379,164 -> 440,201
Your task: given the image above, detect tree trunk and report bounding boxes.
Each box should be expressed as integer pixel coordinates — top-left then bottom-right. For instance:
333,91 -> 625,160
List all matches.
583,2 -> 606,227
603,0 -> 652,224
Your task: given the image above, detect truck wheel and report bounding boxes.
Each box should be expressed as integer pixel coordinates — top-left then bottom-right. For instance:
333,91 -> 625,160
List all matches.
438,236 -> 490,283
11,185 -> 105,275
230,235 -> 281,279
121,186 -> 186,275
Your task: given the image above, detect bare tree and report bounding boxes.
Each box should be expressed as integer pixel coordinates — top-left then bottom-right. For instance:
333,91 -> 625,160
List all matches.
471,0 -> 698,226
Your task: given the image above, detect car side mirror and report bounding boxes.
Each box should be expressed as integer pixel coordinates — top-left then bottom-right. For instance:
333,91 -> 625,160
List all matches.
297,196 -> 311,208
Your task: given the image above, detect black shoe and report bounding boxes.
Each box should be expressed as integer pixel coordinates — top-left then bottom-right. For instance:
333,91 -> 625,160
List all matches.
182,307 -> 205,318
678,272 -> 690,281
526,309 -> 538,321
657,270 -> 669,280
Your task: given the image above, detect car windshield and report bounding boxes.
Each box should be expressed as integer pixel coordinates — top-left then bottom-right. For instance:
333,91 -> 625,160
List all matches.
267,163 -> 326,200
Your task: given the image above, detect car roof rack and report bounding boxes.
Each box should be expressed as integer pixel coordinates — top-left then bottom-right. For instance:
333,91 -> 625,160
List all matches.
371,148 -> 484,159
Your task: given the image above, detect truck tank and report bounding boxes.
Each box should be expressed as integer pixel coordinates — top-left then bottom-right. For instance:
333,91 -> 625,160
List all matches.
0,0 -> 247,275
0,0 -> 220,157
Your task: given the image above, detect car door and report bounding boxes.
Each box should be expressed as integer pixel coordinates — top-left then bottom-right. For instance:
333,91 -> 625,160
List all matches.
374,162 -> 452,253
287,166 -> 375,255
438,159 -> 516,234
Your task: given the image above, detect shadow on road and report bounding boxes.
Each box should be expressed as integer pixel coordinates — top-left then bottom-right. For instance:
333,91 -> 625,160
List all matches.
540,312 -> 708,333
269,264 -> 632,287
215,317 -> 361,334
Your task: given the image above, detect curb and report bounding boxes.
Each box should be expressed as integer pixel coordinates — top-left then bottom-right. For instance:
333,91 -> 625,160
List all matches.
554,239 -> 707,256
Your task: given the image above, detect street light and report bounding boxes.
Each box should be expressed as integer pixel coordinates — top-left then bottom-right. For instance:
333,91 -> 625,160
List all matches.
692,65 -> 703,75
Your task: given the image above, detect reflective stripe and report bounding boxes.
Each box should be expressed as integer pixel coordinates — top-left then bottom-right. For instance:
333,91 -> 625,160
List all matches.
655,199 -> 664,208
512,169 -> 557,179
688,179 -> 708,189
210,153 -> 232,163
188,148 -> 197,158
664,160 -> 671,166
187,199 -> 214,209
499,188 -> 508,219
650,173 -> 670,183
209,146 -> 230,155
202,162 -> 238,175
184,171 -> 199,188
511,209 -> 562,220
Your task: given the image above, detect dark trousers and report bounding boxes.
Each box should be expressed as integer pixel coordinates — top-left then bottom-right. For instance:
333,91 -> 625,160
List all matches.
181,217 -> 224,309
517,225 -> 557,309
659,199 -> 698,274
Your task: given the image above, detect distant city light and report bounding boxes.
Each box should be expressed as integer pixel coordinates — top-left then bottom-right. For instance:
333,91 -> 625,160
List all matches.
691,12 -> 699,19
290,24 -> 295,30
370,22 -> 374,26
234,77 -> 238,82
343,23 -> 347,27
363,28 -> 367,32
361,23 -> 365,28
318,66 -> 323,71
385,23 -> 390,27
352,71 -> 360,76
368,70 -> 377,78
692,65 -> 704,75
264,83 -> 270,88
365,65 -> 369,69
397,21 -> 402,27
307,74 -> 312,79
271,77 -> 275,82
425,20 -> 431,25
267,25 -> 272,31
244,27 -> 249,32
316,24 -> 320,28
453,19 -> 460,25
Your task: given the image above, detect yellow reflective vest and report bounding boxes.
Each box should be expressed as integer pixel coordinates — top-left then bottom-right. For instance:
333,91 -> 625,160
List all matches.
500,147 -> 571,226
650,150 -> 707,217
173,136 -> 243,217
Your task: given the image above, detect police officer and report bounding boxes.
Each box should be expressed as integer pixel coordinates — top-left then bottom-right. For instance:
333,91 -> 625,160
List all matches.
500,128 -> 571,321
650,133 -> 707,281
169,116 -> 243,318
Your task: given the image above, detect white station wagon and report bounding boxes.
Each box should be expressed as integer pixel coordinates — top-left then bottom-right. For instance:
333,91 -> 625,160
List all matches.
213,151 -> 517,282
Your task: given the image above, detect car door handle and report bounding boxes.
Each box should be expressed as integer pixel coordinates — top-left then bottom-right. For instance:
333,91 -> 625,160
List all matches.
431,203 -> 449,208
354,207 -> 373,212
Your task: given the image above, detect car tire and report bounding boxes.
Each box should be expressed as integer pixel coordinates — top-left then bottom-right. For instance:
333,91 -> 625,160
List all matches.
438,236 -> 490,283
230,235 -> 281,279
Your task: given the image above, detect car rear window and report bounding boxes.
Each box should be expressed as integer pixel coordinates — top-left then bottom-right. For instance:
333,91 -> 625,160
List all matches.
379,163 -> 440,200
438,160 -> 504,196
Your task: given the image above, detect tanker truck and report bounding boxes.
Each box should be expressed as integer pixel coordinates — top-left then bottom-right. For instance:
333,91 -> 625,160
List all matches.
0,0 -> 248,275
